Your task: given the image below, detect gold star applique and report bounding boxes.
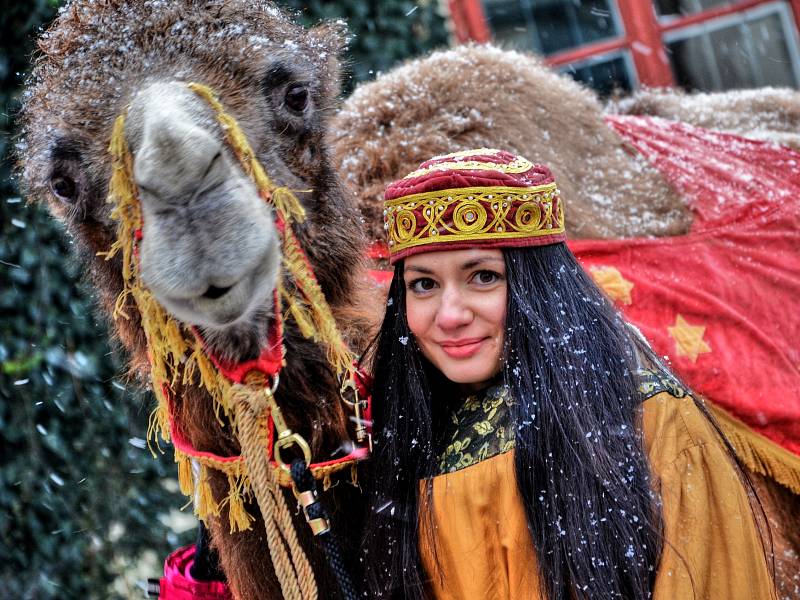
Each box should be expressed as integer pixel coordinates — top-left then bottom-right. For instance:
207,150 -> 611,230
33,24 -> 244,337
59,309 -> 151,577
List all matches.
590,266 -> 634,305
668,314 -> 711,363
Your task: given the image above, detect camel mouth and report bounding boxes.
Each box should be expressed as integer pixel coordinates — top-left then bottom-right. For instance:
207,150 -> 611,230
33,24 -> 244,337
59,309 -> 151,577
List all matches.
155,253 -> 279,330
163,281 -> 253,327
201,284 -> 234,300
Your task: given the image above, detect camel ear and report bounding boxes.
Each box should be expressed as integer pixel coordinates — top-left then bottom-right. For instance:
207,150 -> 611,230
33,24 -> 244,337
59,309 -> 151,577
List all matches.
308,21 -> 348,99
309,20 -> 348,58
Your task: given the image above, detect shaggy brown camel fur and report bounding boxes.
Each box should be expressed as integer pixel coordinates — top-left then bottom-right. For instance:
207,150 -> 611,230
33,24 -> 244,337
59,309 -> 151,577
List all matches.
613,86 -> 800,151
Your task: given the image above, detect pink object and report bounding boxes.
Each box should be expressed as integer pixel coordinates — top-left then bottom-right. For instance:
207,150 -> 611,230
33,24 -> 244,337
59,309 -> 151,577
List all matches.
159,545 -> 232,600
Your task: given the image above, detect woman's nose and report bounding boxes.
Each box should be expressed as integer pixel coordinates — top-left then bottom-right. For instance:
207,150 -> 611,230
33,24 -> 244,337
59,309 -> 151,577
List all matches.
435,287 -> 473,330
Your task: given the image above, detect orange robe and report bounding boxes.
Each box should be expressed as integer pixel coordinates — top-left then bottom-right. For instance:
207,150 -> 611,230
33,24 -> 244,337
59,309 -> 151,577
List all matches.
419,390 -> 776,599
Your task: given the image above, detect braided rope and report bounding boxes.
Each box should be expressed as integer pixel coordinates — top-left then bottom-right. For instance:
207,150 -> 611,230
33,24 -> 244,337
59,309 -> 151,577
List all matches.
234,383 -> 318,600
291,460 -> 360,600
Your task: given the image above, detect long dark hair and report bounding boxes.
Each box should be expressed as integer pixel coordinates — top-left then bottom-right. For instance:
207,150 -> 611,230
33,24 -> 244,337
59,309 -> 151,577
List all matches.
360,243 -> 765,599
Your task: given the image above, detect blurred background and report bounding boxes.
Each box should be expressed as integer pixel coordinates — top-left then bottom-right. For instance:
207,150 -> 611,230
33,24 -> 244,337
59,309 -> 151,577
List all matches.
1,0 -> 797,598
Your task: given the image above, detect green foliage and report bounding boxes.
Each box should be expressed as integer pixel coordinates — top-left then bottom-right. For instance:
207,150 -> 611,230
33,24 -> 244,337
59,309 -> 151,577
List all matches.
279,0 -> 448,93
0,200 -> 190,598
1,1 -> 447,598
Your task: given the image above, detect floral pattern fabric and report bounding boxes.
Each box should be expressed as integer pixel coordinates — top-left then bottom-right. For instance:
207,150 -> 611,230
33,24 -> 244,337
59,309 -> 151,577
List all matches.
436,384 -> 516,475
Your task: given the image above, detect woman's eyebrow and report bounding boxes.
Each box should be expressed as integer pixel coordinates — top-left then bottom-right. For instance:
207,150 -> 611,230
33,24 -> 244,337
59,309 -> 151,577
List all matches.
405,265 -> 435,274
461,257 -> 504,269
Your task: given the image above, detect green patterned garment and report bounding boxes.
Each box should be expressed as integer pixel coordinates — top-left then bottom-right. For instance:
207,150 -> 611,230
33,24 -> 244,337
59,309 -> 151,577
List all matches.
433,369 -> 686,476
435,384 -> 516,475
637,368 -> 687,399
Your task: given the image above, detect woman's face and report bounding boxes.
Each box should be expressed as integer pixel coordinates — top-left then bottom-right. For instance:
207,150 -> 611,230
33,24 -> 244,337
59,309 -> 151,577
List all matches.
403,248 -> 506,389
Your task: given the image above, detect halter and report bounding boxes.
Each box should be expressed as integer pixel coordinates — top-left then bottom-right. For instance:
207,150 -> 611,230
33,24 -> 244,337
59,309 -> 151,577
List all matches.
102,82 -> 371,600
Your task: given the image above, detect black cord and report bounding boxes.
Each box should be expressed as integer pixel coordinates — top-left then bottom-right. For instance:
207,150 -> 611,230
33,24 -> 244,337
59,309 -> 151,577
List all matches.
290,459 -> 360,600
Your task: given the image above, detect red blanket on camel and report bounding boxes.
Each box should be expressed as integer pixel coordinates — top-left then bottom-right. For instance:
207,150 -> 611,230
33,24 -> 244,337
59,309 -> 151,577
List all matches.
573,116 -> 800,491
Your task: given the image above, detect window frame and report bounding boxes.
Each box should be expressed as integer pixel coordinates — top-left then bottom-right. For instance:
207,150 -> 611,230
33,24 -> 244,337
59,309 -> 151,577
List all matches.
448,0 -> 800,89
662,1 -> 800,88
557,48 -> 640,93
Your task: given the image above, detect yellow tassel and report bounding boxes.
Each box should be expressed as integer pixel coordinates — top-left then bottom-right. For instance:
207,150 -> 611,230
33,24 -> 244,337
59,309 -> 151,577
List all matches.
177,454 -> 195,497
195,351 -> 225,414
146,406 -> 168,456
196,467 -> 220,519
148,389 -> 170,436
225,474 -> 255,533
350,463 -> 358,487
272,186 -> 307,224
288,300 -> 318,340
227,493 -> 254,533
164,318 -> 188,361
251,160 -> 276,198
97,239 -> 122,262
220,385 -> 240,436
111,286 -> 133,321
181,351 -> 197,387
195,351 -> 217,393
281,230 -> 354,375
185,347 -> 228,428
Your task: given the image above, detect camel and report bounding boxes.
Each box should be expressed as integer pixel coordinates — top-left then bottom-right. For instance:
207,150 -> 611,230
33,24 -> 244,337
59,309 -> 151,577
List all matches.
19,2 -> 799,598
20,3 -> 375,598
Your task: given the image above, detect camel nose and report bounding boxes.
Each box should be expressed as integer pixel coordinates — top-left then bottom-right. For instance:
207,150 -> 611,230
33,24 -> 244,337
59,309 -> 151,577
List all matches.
129,83 -> 223,202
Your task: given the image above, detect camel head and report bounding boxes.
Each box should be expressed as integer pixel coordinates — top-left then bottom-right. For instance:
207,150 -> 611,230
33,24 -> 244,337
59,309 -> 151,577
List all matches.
19,0 -> 362,363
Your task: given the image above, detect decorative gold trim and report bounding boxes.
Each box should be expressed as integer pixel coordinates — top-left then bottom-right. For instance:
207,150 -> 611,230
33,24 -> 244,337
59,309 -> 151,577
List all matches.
385,184 -> 565,254
404,157 -> 533,180
709,402 -> 800,495
430,147 -> 503,161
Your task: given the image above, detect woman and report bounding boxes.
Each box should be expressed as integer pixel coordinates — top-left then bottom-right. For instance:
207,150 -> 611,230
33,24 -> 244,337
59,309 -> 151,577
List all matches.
361,149 -> 774,599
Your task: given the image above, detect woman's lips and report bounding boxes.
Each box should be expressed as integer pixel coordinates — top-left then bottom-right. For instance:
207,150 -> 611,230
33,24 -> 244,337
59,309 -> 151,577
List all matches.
438,337 -> 487,359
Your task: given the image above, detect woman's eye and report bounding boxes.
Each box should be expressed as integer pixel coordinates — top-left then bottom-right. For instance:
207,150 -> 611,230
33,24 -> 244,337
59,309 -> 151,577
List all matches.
49,174 -> 78,203
473,270 -> 501,285
284,84 -> 309,113
408,278 -> 436,293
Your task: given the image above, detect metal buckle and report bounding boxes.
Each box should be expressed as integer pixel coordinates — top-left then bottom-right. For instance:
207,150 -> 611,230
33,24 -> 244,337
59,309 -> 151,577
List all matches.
297,490 -> 330,536
340,377 -> 368,443
265,384 -> 312,472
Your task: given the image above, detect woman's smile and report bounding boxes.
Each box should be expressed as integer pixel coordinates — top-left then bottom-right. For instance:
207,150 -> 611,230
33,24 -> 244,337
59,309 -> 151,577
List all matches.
437,336 -> 490,359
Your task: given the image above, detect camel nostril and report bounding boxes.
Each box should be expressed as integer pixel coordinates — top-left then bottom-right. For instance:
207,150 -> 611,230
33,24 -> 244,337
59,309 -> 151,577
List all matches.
202,285 -> 233,300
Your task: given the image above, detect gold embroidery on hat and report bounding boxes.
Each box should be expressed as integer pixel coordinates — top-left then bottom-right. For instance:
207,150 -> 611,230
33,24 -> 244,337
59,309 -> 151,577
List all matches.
430,148 -> 503,161
385,184 -> 564,253
403,154 -> 533,179
453,200 -> 488,233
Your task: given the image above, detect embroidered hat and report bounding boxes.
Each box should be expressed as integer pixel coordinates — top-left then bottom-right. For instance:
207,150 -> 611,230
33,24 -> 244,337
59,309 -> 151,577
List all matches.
383,148 -> 566,263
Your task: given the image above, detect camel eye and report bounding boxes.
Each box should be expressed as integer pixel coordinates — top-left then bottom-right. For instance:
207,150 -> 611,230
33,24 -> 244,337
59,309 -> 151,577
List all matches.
284,84 -> 308,113
50,174 -> 78,203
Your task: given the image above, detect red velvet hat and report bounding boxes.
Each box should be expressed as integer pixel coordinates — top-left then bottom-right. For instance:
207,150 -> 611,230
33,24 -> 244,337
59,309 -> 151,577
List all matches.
383,148 -> 566,263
